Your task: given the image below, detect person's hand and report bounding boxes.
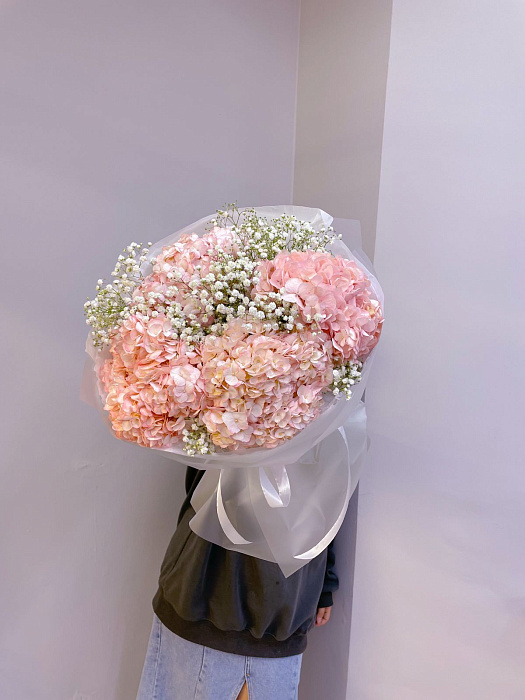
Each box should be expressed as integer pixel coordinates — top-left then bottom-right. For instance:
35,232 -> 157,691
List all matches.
315,606 -> 332,626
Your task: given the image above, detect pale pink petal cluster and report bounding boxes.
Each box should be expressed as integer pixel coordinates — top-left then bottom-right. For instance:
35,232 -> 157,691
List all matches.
135,273 -> 205,325
99,313 -> 205,448
152,226 -> 239,284
199,318 -> 334,450
253,250 -> 384,361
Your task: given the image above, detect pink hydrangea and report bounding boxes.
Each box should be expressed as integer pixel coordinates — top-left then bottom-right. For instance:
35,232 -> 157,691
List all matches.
99,313 -> 205,448
134,272 -> 206,327
199,318 -> 334,450
253,250 -> 383,361
131,226 -> 240,328
152,226 -> 239,284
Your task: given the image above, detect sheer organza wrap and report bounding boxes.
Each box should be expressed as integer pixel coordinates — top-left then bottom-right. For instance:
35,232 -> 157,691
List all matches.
80,206 -> 384,577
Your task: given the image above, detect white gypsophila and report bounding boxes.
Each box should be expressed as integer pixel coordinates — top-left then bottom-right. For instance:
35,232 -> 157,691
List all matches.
86,206 -> 341,348
212,203 -> 341,260
84,241 -> 152,348
329,359 -> 364,399
162,230 -> 311,344
86,205 -> 348,366
182,421 -> 216,455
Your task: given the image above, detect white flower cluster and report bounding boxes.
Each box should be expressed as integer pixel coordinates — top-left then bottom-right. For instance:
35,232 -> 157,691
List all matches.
330,360 -> 363,399
185,250 -> 302,339
182,421 -> 216,455
84,205 -> 341,350
84,242 -> 152,347
213,203 -> 342,261
164,297 -> 205,344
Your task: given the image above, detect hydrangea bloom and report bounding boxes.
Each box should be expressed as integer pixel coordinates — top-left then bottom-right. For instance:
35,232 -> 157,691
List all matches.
100,313 -> 204,448
199,318 -> 334,449
152,226 -> 239,284
254,250 -> 383,361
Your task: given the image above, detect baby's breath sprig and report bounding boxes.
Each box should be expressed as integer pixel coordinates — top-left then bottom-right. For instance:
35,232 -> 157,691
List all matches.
182,420 -> 216,455
330,360 -> 363,399
164,298 -> 208,348
208,203 -> 342,261
197,204 -> 345,336
209,202 -> 243,229
85,207 -> 343,350
84,241 -> 152,348
188,252 -> 305,335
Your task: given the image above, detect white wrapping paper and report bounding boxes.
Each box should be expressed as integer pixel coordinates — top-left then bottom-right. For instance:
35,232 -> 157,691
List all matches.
80,205 -> 384,577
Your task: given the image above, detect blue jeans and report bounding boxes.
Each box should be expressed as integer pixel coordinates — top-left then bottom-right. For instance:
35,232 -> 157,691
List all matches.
136,613 -> 303,700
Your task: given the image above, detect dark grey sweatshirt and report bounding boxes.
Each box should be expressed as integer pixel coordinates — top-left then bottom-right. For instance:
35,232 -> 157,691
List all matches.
152,466 -> 339,657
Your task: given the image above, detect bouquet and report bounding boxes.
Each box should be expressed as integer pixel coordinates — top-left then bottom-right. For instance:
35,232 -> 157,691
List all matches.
81,204 -> 384,576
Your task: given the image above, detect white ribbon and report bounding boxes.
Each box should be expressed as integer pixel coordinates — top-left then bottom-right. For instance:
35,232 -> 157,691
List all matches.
187,400 -> 369,577
216,471 -> 253,545
259,464 -> 292,508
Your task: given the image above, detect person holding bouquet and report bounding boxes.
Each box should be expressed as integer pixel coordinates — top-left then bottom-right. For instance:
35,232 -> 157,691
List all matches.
81,204 -> 384,700
135,464 -> 339,700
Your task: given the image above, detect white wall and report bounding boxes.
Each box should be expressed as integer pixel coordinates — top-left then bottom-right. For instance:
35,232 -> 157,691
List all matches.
298,219 -> 366,700
293,3 -> 392,698
0,2 -> 300,699
293,0 -> 393,258
349,1 -> 525,698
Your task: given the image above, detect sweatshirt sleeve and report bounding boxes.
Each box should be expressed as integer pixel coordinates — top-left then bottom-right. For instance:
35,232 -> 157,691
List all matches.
317,537 -> 339,608
176,466 -> 204,526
